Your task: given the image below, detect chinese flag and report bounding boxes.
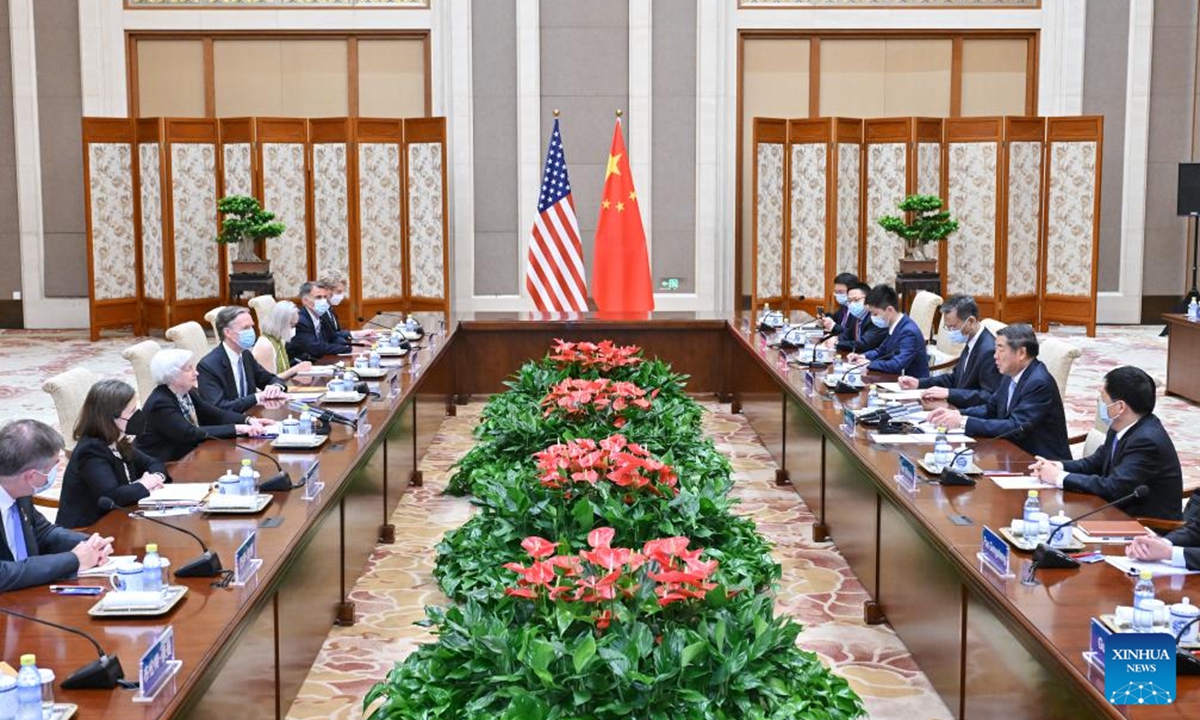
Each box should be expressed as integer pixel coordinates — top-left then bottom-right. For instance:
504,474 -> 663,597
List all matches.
592,119 -> 654,313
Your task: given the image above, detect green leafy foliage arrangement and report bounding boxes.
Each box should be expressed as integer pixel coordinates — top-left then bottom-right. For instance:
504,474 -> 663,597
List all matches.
876,193 -> 959,256
365,340 -> 865,720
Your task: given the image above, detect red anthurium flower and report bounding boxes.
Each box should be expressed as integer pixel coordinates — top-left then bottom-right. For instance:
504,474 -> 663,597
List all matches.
521,536 -> 558,559
588,527 -> 616,549
505,587 -> 538,599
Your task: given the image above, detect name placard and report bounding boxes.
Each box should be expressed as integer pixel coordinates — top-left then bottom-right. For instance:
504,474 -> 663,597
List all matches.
896,455 -> 917,492
134,626 -> 181,703
233,531 -> 262,586
803,370 -> 815,396
1088,617 -> 1113,673
980,526 -> 1011,577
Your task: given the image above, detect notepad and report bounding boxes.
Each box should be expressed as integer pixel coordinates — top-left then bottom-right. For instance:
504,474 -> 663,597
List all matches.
878,390 -> 926,401
78,555 -> 137,577
1103,555 -> 1199,577
138,484 -> 212,507
869,433 -> 975,444
989,476 -> 1056,491
1077,521 -> 1152,541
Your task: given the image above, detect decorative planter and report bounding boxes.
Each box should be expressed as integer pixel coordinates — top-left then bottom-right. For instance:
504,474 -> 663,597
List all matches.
899,258 -> 937,274
231,259 -> 271,275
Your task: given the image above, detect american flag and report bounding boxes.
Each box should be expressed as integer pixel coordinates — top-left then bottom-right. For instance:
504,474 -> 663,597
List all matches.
525,118 -> 588,312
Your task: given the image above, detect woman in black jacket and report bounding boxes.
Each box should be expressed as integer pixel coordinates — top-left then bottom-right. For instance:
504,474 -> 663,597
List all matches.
135,348 -> 269,462
58,379 -> 169,528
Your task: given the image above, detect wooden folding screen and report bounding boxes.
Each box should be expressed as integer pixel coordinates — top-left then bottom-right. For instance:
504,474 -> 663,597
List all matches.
1041,117 -> 1102,335
256,119 -> 311,301
355,118 -> 407,321
944,118 -> 1002,319
915,119 -> 943,199
998,117 -> 1045,325
835,120 -> 864,283
863,118 -> 914,286
785,119 -> 830,315
310,118 -> 356,326
135,119 -> 166,334
218,118 -> 256,278
750,118 -> 787,313
83,118 -> 141,340
403,117 -> 450,311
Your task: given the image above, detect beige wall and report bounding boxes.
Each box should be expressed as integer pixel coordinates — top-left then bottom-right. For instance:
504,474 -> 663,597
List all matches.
820,39 -> 952,117
138,40 -> 205,117
961,38 -> 1028,116
214,39 -> 349,117
359,39 -> 426,118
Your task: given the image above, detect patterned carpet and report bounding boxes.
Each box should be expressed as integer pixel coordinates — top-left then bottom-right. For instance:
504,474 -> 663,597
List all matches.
0,324 -> 1196,719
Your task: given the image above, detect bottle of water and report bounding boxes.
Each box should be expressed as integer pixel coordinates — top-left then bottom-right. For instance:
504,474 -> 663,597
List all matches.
1189,297 -> 1199,322
867,384 -> 883,409
15,655 -> 40,720
933,429 -> 953,470
238,458 -> 256,496
369,344 -> 381,369
299,409 -> 313,435
1133,569 -> 1156,631
1022,490 -> 1041,536
142,543 -> 164,595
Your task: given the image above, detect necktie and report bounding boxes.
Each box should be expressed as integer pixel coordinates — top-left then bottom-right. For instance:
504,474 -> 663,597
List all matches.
1005,381 -> 1015,416
7,503 -> 28,561
958,341 -> 972,385
235,355 -> 246,397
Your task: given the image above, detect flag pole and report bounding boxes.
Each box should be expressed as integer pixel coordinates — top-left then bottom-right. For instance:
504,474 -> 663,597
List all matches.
554,108 -> 560,117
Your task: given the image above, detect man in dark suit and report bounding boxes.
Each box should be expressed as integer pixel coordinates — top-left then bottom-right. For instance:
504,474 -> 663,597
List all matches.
198,306 -> 286,414
819,272 -> 860,336
824,282 -> 886,354
848,284 -> 929,378
0,420 -> 114,592
928,324 -> 1071,459
1029,366 -> 1183,521
898,294 -> 1001,409
318,277 -> 375,341
1128,490 -> 1200,569
288,281 -> 352,362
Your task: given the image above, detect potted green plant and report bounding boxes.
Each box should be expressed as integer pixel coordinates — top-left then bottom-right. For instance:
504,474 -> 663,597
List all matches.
878,194 -> 958,274
216,195 -> 285,275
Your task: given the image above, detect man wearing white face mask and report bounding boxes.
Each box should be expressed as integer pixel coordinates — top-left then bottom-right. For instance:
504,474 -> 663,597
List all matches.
198,306 -> 287,413
1029,366 -> 1183,521
318,277 -> 373,341
1,420 -> 114,592
897,294 -> 1000,409
288,281 -> 352,362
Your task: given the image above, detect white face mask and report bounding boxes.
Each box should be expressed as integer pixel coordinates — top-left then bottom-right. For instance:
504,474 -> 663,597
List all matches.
330,293 -> 345,306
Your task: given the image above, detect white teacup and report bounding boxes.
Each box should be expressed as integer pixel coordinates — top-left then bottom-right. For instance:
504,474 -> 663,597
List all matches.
109,562 -> 144,592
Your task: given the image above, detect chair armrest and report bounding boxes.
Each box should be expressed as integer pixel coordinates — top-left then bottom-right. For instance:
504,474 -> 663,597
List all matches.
1067,432 -> 1088,446
1136,516 -> 1185,533
930,357 -> 959,372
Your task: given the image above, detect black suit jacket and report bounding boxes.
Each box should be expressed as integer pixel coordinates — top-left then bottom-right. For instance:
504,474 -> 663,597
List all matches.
1,496 -> 89,591
1061,414 -> 1183,521
826,302 -> 850,336
197,344 -> 284,413
919,328 -> 1002,408
962,359 -> 1071,460
135,384 -> 248,462
835,312 -> 886,354
1166,491 -> 1200,570
58,436 -> 169,528
286,309 -> 351,362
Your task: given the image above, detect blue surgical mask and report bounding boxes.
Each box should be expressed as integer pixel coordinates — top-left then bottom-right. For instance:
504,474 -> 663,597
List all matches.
871,314 -> 889,329
314,299 -> 331,315
848,301 -> 866,318
948,328 -> 968,344
31,464 -> 58,494
834,292 -> 848,306
1098,398 -> 1120,426
236,328 -> 257,350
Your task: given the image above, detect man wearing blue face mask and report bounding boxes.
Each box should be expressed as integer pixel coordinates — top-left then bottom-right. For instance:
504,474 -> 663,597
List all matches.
198,306 -> 287,413
897,294 -> 1000,408
1029,366 -> 1183,521
847,284 -> 929,378
1,420 -> 114,592
820,272 -> 861,335
825,282 -> 885,354
288,281 -> 353,362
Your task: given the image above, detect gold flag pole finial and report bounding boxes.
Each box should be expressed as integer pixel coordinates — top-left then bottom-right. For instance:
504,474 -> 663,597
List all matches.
553,108 -> 560,118
615,109 -> 623,118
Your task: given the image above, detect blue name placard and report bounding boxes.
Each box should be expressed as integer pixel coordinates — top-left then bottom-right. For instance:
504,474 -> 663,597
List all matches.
843,408 -> 855,429
140,626 -> 176,699
1089,617 -> 1113,672
897,455 -> 917,492
234,531 -> 258,584
803,370 -> 815,396
980,526 -> 1010,576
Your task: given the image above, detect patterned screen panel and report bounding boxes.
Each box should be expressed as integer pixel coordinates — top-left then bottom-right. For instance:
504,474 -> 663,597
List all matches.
406,142 -> 446,299
263,143 -> 309,298
222,143 -> 252,197
789,143 -> 826,299
755,142 -> 785,299
1005,141 -> 1042,297
918,142 -> 941,196
170,143 -> 220,300
1045,142 -> 1097,297
313,143 -> 351,285
865,143 -> 907,285
88,143 -> 138,301
836,143 -> 861,275
359,142 -> 403,300
946,142 -> 997,296
138,143 -> 164,301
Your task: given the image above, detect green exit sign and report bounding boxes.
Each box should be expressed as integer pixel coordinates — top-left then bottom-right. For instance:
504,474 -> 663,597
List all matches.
659,278 -> 681,291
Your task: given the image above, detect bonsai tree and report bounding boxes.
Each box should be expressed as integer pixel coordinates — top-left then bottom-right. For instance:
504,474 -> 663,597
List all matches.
877,194 -> 958,260
216,195 -> 285,262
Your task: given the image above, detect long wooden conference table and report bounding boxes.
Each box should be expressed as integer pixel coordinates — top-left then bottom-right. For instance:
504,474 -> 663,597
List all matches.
1,312 -> 1194,719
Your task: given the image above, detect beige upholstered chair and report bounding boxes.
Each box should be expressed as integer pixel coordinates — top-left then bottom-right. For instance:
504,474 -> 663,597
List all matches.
122,339 -> 163,404
204,306 -> 226,344
166,321 -> 212,360
980,318 -> 1008,337
908,291 -> 943,342
1038,336 -> 1082,400
1069,408 -> 1108,460
248,295 -> 277,328
41,367 -> 100,451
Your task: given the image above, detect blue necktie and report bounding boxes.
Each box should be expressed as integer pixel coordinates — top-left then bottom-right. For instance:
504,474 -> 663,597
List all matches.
7,503 -> 27,561
1005,381 -> 1015,416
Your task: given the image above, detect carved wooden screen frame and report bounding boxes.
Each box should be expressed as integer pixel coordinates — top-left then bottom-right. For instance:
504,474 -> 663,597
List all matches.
751,118 -> 788,314
309,118 -> 357,327
863,118 -> 914,287
998,116 -> 1045,326
83,118 -> 141,340
942,117 -> 1002,319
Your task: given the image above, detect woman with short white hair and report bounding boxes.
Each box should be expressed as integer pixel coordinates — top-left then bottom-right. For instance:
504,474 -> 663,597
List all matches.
253,300 -> 312,379
134,348 -> 269,462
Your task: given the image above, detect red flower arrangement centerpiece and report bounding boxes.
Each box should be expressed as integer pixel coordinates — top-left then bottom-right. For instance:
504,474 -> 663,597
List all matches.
548,339 -> 644,373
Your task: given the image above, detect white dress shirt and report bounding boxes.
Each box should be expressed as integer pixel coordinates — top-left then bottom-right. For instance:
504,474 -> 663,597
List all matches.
0,484 -> 23,559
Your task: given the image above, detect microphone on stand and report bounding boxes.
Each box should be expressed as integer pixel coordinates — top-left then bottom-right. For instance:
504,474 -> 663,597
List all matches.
236,443 -> 293,492
1022,484 -> 1150,584
357,316 -> 397,332
937,423 -> 1030,487
0,607 -> 126,689
833,349 -> 897,394
791,330 -> 839,368
287,401 -> 358,430
107,498 -> 223,577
